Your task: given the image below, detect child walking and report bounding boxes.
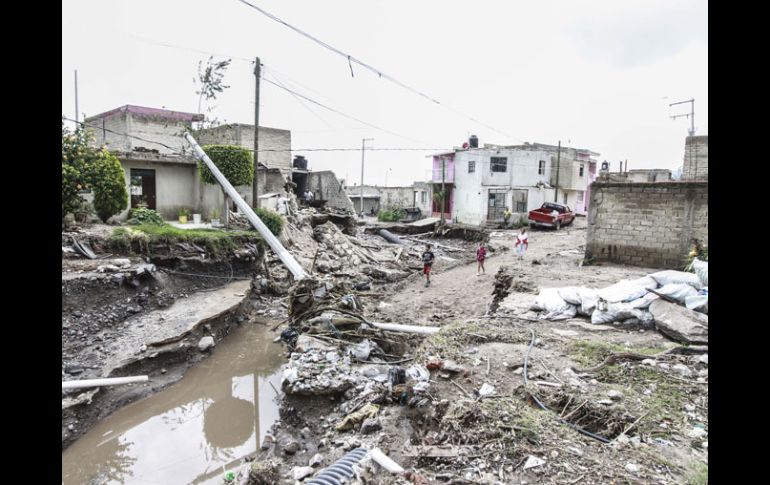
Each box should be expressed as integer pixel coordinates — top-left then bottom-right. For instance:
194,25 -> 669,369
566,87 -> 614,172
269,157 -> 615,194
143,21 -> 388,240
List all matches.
422,244 -> 435,287
515,228 -> 529,260
476,242 -> 487,275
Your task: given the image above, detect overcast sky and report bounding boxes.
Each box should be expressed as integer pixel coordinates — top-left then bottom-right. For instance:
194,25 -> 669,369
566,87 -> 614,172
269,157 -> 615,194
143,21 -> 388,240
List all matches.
62,0 -> 707,186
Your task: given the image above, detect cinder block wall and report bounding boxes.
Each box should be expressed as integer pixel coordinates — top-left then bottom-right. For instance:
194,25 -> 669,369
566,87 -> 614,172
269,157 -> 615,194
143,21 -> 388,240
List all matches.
307,171 -> 355,212
683,136 -> 708,181
585,181 -> 708,268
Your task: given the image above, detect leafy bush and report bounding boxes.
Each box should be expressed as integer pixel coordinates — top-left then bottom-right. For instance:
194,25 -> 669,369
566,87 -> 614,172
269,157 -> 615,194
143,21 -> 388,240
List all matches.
91,151 -> 128,222
62,123 -> 128,222
62,163 -> 81,218
127,207 -> 165,226
378,208 -> 405,222
254,207 -> 284,236
199,145 -> 253,186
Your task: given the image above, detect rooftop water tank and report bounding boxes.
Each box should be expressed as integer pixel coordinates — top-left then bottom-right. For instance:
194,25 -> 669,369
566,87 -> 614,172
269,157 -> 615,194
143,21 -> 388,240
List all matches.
469,135 -> 478,148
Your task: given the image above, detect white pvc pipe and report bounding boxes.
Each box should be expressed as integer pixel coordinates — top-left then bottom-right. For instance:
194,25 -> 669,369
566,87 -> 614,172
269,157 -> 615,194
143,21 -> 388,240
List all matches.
62,375 -> 149,390
369,321 -> 440,335
369,448 -> 405,474
184,132 -> 307,280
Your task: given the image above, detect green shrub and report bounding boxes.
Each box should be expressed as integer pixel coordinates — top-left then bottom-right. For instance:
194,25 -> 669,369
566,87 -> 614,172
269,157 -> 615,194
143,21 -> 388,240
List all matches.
91,151 -> 128,222
199,145 -> 253,186
62,163 -> 81,218
62,123 -> 128,222
127,207 -> 165,226
254,207 -> 284,236
378,208 -> 405,222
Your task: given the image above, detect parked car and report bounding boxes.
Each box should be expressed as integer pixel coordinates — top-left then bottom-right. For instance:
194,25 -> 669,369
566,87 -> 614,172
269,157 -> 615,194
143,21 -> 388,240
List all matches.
528,202 -> 575,230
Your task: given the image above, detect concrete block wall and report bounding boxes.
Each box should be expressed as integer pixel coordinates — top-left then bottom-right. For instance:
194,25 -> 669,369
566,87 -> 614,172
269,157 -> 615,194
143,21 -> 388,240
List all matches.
196,124 -> 292,174
308,171 -> 356,212
585,181 -> 708,268
683,136 -> 708,181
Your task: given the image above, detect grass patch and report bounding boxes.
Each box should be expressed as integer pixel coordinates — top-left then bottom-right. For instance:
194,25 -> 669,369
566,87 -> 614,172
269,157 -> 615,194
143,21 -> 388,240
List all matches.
686,463 -> 708,485
568,340 -> 659,367
109,224 -> 261,257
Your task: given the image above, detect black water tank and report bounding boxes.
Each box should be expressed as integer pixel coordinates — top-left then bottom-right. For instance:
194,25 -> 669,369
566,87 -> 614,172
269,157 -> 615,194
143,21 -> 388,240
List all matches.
469,135 -> 478,148
293,155 -> 308,170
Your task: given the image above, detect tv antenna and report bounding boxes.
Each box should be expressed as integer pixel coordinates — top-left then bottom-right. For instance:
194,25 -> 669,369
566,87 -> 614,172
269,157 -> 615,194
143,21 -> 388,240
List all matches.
669,98 -> 695,136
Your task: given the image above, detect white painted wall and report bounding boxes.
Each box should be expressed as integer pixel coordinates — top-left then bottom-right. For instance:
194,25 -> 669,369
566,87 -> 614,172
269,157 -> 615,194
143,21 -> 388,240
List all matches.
452,148 -> 553,225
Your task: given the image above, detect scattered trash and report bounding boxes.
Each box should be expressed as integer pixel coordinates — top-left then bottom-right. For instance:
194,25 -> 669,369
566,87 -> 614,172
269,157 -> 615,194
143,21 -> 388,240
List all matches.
336,403 -> 380,431
406,364 -> 430,382
350,339 -> 374,361
607,390 -> 623,401
522,455 -> 546,470
478,383 -> 496,397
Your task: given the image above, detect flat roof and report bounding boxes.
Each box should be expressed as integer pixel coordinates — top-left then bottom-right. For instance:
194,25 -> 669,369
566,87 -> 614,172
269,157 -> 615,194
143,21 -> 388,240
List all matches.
85,105 -> 204,123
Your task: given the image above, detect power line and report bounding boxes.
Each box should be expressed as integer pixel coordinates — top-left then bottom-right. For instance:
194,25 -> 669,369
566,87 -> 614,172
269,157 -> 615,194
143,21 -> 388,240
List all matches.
261,76 -> 424,143
234,0 -> 517,140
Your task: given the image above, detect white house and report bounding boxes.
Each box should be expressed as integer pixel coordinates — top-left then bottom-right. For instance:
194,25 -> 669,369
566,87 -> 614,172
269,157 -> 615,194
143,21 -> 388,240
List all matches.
431,139 -> 599,227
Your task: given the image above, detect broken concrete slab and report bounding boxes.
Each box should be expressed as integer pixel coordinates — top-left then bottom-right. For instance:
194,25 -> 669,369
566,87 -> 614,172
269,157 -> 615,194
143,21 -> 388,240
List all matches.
649,299 -> 708,345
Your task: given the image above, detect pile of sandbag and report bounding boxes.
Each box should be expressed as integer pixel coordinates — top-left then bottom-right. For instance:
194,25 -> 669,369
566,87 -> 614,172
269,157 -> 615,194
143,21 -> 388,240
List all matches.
531,263 -> 708,325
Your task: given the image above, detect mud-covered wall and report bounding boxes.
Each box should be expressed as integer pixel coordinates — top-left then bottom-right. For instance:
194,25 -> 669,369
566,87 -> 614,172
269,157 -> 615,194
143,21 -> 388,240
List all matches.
585,181 -> 708,268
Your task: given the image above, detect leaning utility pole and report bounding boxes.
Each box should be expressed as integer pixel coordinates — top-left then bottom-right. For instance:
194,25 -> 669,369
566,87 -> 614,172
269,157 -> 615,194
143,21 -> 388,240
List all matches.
360,138 -> 374,214
252,57 -> 261,208
553,141 -> 561,203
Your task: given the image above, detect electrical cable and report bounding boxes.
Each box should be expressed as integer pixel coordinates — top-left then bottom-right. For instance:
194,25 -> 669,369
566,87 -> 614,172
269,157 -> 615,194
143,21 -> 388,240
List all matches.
523,327 -> 612,444
234,0 -> 517,140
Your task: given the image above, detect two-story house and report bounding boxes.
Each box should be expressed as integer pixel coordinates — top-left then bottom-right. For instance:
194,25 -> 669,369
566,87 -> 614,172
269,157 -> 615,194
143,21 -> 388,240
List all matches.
430,138 -> 599,227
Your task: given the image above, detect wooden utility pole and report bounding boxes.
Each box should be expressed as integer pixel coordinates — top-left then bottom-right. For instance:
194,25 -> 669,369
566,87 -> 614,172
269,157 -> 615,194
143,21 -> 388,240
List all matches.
553,141 -> 561,203
74,70 -> 79,124
252,57 -> 261,208
441,156 -> 446,224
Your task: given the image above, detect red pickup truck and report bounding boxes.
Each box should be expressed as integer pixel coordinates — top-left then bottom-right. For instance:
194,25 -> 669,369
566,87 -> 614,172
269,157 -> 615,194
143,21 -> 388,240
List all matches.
528,202 -> 575,230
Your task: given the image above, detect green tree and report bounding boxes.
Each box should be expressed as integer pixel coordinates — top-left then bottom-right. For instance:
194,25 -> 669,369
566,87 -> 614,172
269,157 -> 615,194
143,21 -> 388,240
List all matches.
62,122 -> 128,222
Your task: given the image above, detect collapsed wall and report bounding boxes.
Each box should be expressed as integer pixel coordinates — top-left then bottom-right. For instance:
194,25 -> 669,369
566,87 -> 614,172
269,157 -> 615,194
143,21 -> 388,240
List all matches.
585,181 -> 708,268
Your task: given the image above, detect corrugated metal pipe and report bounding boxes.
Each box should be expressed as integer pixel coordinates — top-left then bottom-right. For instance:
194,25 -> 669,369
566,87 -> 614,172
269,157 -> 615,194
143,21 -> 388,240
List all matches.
305,447 -> 404,485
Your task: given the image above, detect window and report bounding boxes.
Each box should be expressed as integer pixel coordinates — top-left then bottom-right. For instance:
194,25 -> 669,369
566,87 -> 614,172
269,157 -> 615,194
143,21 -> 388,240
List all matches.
577,191 -> 584,203
563,193 -> 568,205
491,157 -> 507,173
468,161 -> 476,173
579,164 -> 584,177
538,160 -> 546,175
421,191 -> 427,203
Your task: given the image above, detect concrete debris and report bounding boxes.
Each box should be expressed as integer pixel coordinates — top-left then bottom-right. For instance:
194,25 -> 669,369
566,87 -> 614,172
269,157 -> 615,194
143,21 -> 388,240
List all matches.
478,383 -> 496,397
291,466 -> 314,480
283,440 -> 300,455
197,336 -> 215,352
309,453 -> 324,467
649,299 -> 708,345
523,455 -> 546,470
360,416 -> 382,434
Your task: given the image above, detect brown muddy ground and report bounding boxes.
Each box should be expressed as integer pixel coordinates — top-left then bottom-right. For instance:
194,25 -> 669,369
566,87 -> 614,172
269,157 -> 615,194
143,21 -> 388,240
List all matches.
258,218 -> 708,485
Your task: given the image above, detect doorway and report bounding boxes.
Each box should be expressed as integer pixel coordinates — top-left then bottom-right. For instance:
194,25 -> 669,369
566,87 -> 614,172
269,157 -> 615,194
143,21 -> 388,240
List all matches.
130,168 -> 156,210
487,189 -> 507,221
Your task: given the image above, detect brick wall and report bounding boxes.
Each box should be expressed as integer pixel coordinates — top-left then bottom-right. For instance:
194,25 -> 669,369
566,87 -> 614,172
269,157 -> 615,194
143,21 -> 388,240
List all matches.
682,136 -> 708,181
585,181 -> 708,268
196,124 -> 292,173
307,171 -> 355,212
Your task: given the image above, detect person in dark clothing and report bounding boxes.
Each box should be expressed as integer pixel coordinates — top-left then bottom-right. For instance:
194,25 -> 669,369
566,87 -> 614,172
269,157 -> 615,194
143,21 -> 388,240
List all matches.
422,244 -> 435,287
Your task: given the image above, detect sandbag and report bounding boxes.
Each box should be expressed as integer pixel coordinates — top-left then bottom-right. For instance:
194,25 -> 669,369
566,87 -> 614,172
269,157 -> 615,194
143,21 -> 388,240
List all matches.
558,287 -> 597,306
655,283 -> 699,304
531,288 -> 571,313
685,295 -> 708,314
692,258 -> 708,287
591,302 -> 654,325
628,292 -> 659,309
650,270 -> 702,289
532,288 -> 576,320
628,276 -> 659,290
597,280 -> 650,303
541,304 -> 577,321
